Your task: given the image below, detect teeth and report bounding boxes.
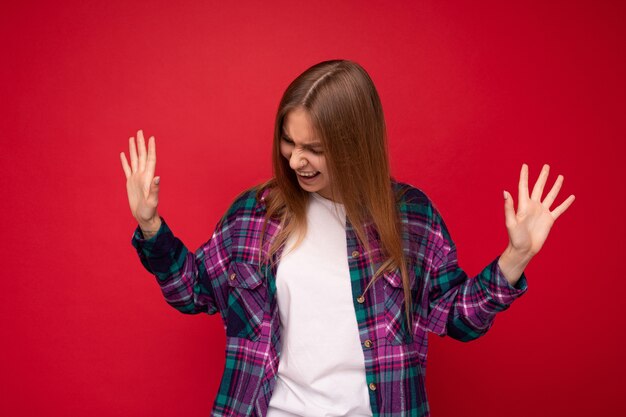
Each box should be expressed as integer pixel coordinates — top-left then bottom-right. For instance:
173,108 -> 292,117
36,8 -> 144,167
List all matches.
297,171 -> 318,177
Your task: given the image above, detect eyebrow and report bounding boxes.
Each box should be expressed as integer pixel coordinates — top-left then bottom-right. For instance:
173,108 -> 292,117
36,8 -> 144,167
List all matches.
281,129 -> 323,148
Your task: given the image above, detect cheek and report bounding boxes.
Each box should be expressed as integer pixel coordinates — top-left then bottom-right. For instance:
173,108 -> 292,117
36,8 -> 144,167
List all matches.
279,143 -> 291,160
316,156 -> 327,171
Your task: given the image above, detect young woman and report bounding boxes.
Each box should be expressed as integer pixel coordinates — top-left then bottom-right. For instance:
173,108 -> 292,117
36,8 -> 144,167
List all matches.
120,60 -> 575,417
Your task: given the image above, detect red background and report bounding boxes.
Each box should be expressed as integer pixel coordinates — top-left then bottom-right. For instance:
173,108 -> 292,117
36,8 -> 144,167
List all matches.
1,1 -> 624,416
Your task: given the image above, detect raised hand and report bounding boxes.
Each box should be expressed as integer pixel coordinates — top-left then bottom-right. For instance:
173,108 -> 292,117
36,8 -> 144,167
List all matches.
498,163 -> 576,285
120,129 -> 162,232
503,163 -> 575,257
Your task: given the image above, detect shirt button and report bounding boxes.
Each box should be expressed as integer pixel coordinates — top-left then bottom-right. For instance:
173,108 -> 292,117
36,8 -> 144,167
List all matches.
229,273 -> 237,281
356,295 -> 365,304
369,382 -> 377,391
364,339 -> 373,348
351,250 -> 360,258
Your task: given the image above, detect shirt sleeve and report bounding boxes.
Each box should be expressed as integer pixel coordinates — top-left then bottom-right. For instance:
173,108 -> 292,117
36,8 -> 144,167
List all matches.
130,214 -> 233,315
425,203 -> 528,341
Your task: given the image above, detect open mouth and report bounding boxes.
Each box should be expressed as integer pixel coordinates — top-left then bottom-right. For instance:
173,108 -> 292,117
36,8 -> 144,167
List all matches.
296,171 -> 320,179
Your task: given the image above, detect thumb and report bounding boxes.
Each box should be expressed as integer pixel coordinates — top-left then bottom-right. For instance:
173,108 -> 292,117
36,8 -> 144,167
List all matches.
148,176 -> 160,203
503,190 -> 516,229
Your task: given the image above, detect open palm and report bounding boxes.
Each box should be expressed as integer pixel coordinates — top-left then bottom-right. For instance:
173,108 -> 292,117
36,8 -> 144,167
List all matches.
119,129 -> 161,225
504,163 -> 575,257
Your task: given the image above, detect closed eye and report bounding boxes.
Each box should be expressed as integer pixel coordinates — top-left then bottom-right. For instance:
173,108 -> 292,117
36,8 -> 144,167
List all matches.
281,136 -> 323,155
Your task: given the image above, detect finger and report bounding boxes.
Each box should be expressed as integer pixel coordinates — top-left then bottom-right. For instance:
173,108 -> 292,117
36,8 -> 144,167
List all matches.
120,152 -> 131,179
531,163 -> 550,202
137,129 -> 146,172
129,136 -> 138,172
551,194 -> 576,221
518,163 -> 529,212
542,174 -> 563,209
145,136 -> 157,178
503,190 -> 516,229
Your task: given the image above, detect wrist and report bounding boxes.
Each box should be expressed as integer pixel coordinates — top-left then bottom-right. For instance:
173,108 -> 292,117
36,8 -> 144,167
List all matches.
503,244 -> 534,265
498,245 -> 533,287
139,215 -> 162,235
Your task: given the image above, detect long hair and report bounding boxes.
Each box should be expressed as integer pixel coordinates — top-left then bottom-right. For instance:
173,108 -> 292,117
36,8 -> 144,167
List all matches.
257,59 -> 413,330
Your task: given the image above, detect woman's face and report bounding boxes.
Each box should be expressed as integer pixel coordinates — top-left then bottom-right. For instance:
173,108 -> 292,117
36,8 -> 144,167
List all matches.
280,107 -> 333,200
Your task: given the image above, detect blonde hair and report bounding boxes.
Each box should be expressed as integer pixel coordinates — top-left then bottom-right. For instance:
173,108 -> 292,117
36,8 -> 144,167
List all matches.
256,59 -> 413,330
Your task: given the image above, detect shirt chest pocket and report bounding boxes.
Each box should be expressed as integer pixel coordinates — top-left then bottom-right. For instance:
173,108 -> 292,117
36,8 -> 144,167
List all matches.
226,262 -> 267,342
383,268 -> 417,345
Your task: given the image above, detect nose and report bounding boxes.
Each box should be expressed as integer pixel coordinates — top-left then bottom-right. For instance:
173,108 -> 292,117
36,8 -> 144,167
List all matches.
289,150 -> 308,170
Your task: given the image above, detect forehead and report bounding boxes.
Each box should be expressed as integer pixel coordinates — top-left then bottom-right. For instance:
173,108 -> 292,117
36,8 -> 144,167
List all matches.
282,108 -> 320,144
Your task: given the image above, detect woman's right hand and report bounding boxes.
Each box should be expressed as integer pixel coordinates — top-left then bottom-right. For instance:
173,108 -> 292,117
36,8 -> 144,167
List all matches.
120,129 -> 162,232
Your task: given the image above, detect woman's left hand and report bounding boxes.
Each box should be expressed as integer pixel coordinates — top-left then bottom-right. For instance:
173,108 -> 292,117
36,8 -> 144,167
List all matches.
503,163 -> 576,258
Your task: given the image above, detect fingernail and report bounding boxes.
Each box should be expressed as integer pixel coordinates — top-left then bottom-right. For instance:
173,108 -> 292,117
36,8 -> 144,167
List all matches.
155,177 -> 160,185
503,190 -> 508,199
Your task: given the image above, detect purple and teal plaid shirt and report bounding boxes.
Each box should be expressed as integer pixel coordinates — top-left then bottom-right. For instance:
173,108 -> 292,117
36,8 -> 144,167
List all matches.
131,180 -> 528,417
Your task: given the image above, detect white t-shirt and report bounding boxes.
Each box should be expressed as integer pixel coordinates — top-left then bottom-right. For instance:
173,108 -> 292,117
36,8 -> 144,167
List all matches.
266,192 -> 373,417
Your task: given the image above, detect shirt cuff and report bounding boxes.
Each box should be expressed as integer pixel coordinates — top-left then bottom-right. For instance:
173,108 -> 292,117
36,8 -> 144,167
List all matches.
130,216 -> 176,258
480,255 -> 529,307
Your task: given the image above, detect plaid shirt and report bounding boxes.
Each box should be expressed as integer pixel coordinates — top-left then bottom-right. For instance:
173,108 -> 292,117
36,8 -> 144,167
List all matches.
131,180 -> 528,417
